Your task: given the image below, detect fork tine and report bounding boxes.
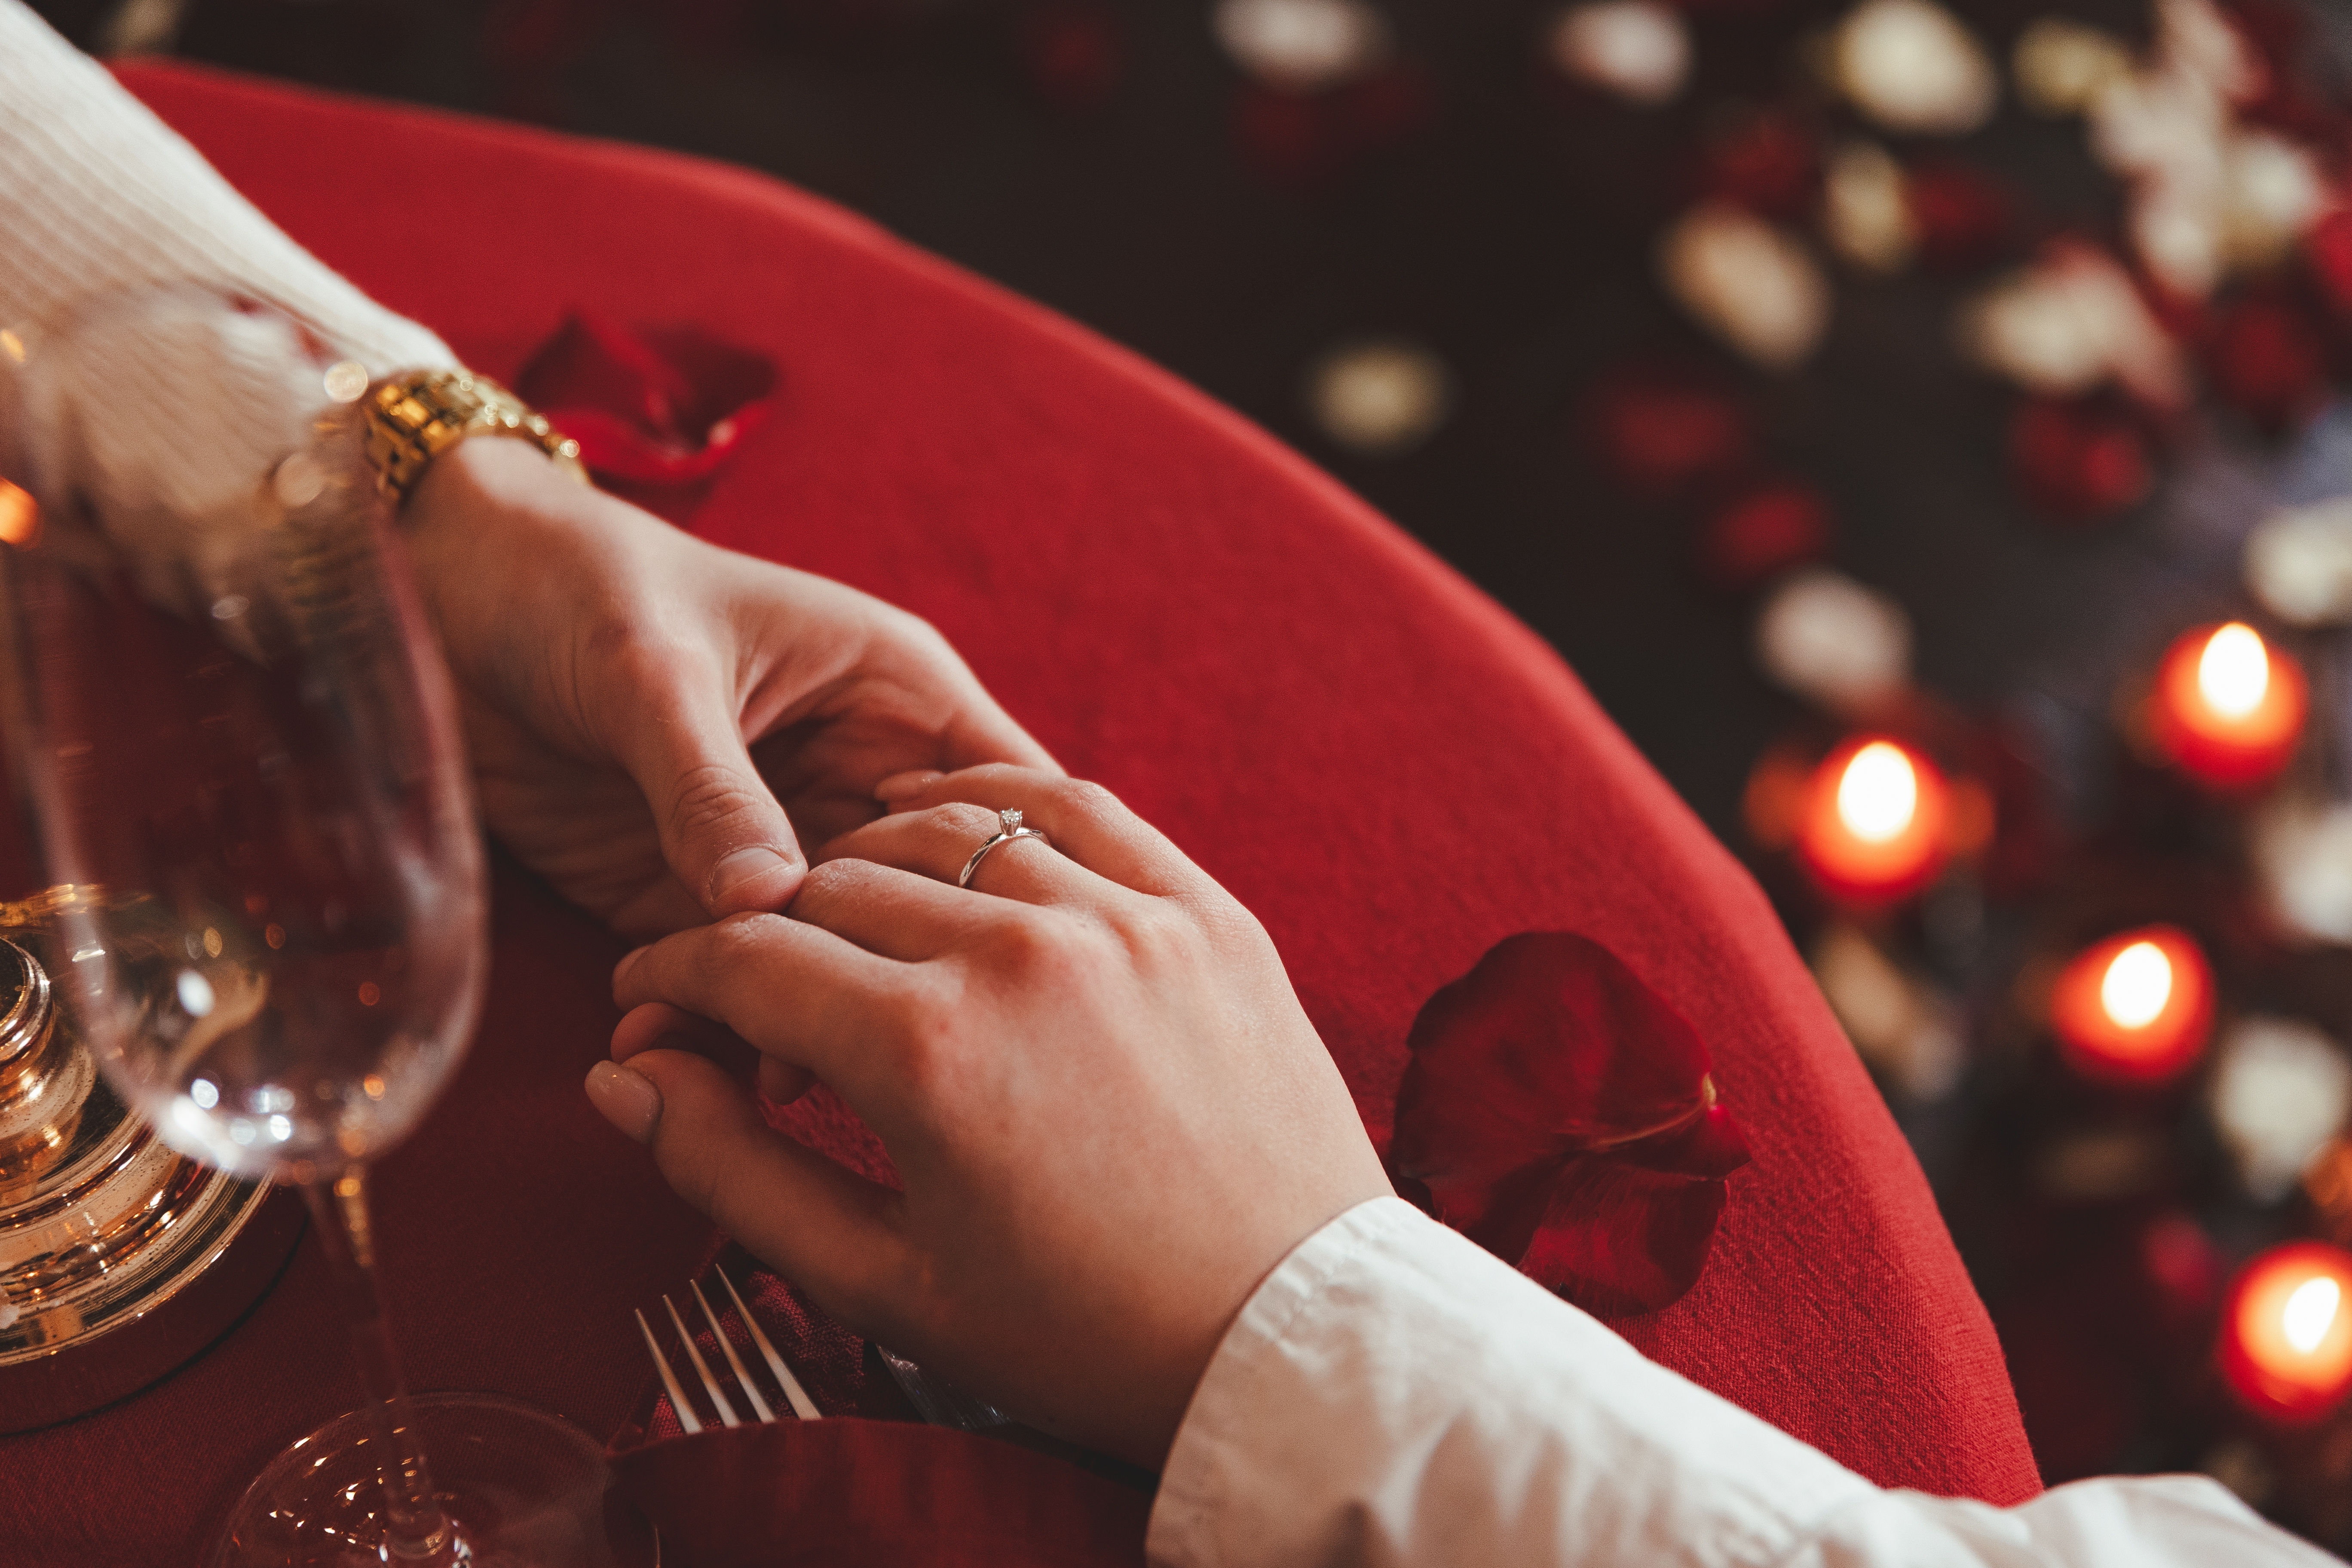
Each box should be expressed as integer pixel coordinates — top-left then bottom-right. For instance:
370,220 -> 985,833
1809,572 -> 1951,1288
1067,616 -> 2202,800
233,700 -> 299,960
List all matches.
663,1294 -> 741,1427
635,1308 -> 703,1435
692,1279 -> 775,1423
720,1268 -> 821,1420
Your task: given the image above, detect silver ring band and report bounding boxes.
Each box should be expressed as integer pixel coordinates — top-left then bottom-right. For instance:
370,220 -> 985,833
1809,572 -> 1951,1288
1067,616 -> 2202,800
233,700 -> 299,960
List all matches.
958,808 -> 1050,889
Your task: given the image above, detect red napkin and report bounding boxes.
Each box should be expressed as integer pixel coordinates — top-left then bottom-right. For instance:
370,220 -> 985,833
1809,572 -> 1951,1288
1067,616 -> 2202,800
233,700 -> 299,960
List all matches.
612,1421 -> 1150,1568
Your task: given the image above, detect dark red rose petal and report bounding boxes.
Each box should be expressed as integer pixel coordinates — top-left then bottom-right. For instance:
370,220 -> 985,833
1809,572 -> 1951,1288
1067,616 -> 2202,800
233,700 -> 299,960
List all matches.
1387,932 -> 1749,1313
1391,931 -> 1714,1179
1522,1150 -> 1733,1314
515,312 -> 777,486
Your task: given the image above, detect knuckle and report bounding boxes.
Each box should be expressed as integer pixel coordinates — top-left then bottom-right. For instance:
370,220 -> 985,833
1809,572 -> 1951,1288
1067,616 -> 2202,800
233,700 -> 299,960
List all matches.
926,802 -> 1002,840
665,762 -> 770,843
798,858 -> 871,900
986,910 -> 1099,989
1108,900 -> 1206,970
606,633 -> 717,703
706,909 -> 787,964
1189,894 -> 1268,952
885,608 -> 958,663
1052,778 -> 1122,821
1042,777 -> 1132,842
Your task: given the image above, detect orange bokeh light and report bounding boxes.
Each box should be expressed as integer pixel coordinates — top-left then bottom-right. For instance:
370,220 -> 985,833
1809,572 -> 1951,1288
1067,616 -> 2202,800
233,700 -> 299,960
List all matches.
1798,737 -> 1949,904
0,478 -> 37,548
2152,622 -> 2305,790
2049,924 -> 2213,1085
2220,1241 -> 2352,1422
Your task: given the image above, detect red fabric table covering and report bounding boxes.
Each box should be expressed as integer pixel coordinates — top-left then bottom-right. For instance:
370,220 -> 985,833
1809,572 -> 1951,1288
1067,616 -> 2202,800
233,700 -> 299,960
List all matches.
0,62 -> 2040,1565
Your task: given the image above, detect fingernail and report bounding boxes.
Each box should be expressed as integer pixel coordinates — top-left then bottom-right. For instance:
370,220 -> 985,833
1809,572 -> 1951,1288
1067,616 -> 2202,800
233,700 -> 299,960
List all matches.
874,770 -> 944,803
612,945 -> 649,989
585,1060 -> 662,1143
709,845 -> 796,904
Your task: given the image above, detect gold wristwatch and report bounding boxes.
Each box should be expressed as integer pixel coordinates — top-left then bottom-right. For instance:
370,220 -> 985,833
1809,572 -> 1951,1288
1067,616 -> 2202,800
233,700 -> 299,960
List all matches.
358,368 -> 587,505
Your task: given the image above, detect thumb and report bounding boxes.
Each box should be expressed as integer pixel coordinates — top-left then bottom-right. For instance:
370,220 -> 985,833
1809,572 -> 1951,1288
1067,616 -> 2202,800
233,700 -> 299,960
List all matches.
587,1049 -> 910,1330
622,691 -> 805,918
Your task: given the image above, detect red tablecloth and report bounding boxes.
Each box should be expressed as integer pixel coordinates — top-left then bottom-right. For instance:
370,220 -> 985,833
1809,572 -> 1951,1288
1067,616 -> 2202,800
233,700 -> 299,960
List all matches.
0,62 -> 2040,1565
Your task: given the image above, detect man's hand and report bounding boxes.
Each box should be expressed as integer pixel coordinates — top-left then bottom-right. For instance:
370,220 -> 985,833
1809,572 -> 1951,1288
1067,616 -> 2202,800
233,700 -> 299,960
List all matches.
403,440 -> 1054,937
588,765 -> 1393,1467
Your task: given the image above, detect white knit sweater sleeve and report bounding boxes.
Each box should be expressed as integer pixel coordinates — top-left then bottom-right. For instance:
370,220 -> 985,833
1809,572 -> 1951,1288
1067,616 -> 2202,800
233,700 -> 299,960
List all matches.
0,0 -> 455,519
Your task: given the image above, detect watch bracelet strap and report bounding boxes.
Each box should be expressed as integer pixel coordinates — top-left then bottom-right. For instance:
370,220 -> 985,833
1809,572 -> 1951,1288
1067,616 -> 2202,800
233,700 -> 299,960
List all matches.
359,368 -> 586,504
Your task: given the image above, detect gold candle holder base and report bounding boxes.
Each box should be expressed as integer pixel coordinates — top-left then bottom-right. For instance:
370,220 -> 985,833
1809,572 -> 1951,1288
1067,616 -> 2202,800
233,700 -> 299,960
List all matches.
0,909 -> 303,1433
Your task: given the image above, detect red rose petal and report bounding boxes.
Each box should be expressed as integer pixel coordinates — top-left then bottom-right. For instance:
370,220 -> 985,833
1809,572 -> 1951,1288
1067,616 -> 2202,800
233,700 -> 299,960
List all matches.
1387,932 -> 1749,1312
516,311 -> 777,486
1522,1149 -> 1733,1314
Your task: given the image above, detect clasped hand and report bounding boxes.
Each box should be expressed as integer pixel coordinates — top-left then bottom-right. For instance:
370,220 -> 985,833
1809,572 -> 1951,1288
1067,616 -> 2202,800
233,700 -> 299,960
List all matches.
407,443 -> 1386,1467
405,438 -> 1053,936
593,765 -> 1392,1469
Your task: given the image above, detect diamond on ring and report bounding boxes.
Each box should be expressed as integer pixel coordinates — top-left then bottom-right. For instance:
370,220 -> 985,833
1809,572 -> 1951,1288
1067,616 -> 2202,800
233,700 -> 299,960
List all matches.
960,807 -> 1050,889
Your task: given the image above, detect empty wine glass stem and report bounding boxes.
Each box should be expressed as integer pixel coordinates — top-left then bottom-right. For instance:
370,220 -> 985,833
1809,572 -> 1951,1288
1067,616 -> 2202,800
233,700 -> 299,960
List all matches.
302,1170 -> 462,1563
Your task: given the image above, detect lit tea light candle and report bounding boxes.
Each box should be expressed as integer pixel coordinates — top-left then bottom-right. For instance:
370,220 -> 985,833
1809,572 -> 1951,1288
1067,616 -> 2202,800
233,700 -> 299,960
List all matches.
2152,622 -> 2306,790
1798,737 -> 1949,903
2220,1241 -> 2352,1421
2050,925 -> 2213,1084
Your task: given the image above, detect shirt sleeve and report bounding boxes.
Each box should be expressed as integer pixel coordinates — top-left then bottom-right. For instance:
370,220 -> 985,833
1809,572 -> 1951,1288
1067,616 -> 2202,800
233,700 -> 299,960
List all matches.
1148,1196 -> 2343,1568
0,0 -> 456,520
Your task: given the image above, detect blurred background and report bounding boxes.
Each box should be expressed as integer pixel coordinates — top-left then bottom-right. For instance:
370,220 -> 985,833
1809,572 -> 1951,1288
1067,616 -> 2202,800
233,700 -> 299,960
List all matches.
33,0 -> 2352,1542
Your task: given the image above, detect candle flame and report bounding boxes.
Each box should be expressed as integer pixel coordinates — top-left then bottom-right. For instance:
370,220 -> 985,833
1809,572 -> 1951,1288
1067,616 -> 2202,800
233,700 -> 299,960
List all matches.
2100,940 -> 2172,1029
2197,623 -> 2270,720
1835,741 -> 1918,844
2285,1276 -> 2342,1357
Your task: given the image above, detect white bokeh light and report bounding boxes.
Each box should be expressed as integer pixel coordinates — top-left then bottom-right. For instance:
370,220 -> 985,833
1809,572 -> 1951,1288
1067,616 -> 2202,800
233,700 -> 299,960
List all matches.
1550,1 -> 1688,106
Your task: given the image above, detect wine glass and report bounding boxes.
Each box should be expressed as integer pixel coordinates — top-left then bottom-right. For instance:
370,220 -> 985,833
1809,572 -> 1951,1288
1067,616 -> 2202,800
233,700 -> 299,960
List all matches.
0,289 -> 640,1566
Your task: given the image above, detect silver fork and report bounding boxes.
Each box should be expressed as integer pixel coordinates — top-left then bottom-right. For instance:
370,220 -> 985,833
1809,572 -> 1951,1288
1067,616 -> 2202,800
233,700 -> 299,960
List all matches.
635,1269 -> 820,1432
638,1267 -> 1010,1434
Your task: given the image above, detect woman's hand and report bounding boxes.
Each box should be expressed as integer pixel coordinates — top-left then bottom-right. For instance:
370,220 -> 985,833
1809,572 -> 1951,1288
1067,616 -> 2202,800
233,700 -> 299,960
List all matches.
589,765 -> 1391,1467
403,440 -> 1054,937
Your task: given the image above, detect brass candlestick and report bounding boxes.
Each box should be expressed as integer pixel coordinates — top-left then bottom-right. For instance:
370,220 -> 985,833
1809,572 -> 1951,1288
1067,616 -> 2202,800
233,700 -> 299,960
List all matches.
0,889 -> 302,1432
